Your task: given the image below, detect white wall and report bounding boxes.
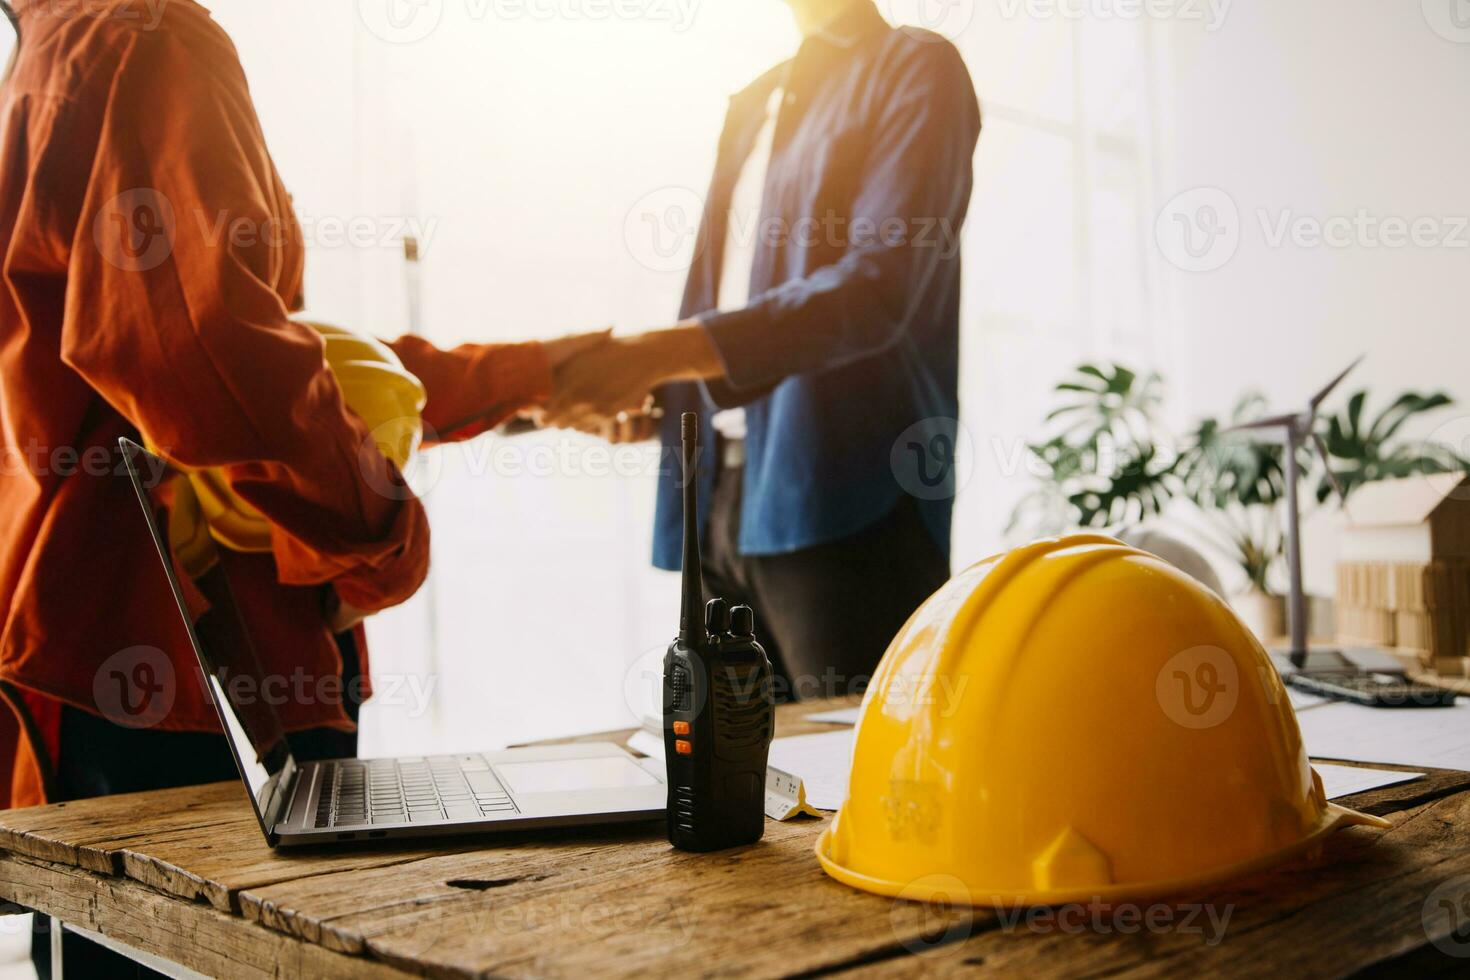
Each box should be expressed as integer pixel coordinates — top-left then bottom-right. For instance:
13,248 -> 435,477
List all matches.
1154,0 -> 1470,592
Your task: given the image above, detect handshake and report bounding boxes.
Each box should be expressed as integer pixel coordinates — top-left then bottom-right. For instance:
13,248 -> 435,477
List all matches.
535,322 -> 722,443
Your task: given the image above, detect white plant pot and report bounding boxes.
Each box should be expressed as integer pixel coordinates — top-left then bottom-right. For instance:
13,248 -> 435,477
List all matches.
1234,589 -> 1286,643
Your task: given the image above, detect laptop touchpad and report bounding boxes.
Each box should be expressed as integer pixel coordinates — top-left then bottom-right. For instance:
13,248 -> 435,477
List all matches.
496,756 -> 659,796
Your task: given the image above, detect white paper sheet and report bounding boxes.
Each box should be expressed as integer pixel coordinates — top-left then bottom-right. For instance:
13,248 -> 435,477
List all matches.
1298,701 -> 1470,771
1312,763 -> 1423,798
626,729 -> 665,761
767,730 -> 855,811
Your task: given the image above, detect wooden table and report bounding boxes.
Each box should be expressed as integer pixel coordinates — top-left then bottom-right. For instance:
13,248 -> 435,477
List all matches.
1,696 -> 1468,978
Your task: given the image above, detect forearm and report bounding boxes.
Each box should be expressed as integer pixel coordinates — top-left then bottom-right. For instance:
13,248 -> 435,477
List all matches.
386,335 -> 552,441
632,322 -> 727,386
698,250 -> 915,390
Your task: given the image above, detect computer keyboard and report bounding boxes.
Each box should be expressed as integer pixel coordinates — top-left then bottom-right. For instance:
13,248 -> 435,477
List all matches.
1286,672 -> 1457,708
314,755 -> 517,828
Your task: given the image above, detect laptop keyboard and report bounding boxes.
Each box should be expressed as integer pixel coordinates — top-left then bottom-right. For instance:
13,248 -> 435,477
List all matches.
314,755 -> 517,828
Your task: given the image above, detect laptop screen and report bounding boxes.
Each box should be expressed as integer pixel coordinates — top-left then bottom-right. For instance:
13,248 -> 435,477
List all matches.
120,439 -> 295,835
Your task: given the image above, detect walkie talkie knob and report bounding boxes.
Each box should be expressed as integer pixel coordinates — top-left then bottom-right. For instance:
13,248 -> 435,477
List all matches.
705,598 -> 730,635
730,605 -> 755,637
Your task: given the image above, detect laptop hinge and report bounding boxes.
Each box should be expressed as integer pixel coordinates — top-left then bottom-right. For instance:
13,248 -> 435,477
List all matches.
261,757 -> 300,833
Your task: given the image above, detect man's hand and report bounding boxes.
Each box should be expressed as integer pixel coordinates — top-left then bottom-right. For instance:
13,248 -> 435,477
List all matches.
542,324 -> 722,431
542,328 -> 613,370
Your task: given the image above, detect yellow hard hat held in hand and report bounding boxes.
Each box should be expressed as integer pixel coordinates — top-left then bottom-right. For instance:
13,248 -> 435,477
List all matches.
152,322 -> 427,575
817,534 -> 1390,906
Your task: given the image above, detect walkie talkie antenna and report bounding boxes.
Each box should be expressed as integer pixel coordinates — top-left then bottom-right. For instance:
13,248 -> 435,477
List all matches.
678,413 -> 706,645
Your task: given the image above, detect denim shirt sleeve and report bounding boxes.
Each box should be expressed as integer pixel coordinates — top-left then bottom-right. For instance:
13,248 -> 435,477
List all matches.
697,43 -> 980,392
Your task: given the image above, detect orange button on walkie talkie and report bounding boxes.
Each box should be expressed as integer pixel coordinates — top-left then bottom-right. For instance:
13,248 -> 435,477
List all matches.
675,739 -> 693,755
673,721 -> 690,735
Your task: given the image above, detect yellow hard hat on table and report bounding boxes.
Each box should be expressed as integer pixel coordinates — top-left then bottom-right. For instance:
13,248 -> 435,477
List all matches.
817,534 -> 1389,906
155,322 -> 427,576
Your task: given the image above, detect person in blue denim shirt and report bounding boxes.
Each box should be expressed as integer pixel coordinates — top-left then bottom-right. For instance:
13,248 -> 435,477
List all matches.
544,0 -> 980,699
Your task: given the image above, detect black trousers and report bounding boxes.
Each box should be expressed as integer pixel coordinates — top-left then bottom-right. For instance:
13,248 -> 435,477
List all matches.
701,455 -> 950,703
29,633 -> 362,978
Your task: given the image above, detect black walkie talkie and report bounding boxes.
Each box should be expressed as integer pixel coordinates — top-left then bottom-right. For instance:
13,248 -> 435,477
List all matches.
663,413 -> 775,852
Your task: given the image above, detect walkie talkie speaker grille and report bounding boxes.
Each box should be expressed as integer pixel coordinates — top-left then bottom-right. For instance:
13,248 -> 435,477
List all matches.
670,665 -> 693,713
712,664 -> 772,755
816,534 -> 1390,906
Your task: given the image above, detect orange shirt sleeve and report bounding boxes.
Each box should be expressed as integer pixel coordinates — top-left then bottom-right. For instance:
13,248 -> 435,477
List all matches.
386,336 -> 552,442
59,23 -> 426,612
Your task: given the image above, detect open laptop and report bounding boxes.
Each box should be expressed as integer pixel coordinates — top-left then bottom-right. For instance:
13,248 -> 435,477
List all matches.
120,438 -> 664,847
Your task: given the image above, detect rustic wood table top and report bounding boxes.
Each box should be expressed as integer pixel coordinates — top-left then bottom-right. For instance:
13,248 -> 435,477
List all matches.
0,695 -> 1467,978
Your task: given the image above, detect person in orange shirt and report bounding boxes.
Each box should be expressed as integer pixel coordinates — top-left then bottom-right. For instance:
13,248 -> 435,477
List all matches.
0,0 -> 599,888
0,0 -> 607,970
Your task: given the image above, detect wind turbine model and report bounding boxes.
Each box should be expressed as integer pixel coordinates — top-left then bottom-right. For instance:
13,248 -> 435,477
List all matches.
1223,355 -> 1363,662
1223,357 -> 1457,706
